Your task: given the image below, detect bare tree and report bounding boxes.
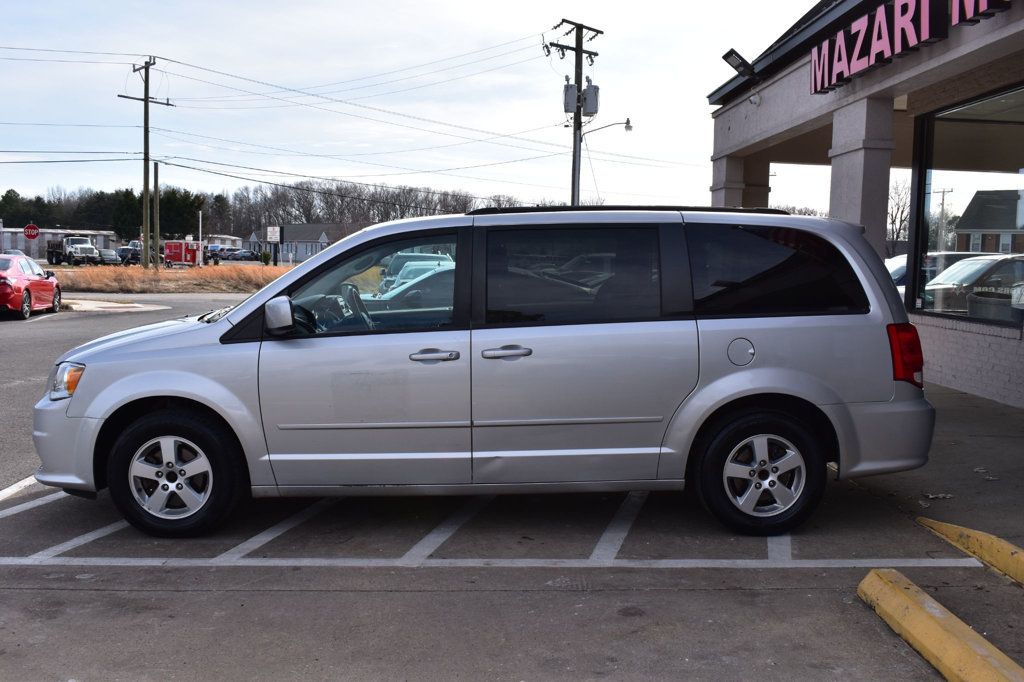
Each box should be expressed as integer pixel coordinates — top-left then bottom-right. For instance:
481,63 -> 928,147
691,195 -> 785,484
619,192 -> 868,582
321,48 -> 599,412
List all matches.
886,179 -> 912,257
771,204 -> 827,216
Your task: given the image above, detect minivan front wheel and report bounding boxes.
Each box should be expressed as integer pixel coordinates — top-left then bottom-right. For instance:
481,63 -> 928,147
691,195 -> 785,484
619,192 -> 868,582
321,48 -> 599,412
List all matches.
696,411 -> 825,536
107,410 -> 247,537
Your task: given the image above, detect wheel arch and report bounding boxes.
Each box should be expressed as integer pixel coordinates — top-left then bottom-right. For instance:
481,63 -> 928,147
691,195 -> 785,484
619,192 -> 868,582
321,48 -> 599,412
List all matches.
662,391 -> 841,485
93,396 -> 252,492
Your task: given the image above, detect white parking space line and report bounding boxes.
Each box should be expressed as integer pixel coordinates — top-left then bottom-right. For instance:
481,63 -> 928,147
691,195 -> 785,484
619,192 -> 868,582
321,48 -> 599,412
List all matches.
589,491 -> 649,564
213,498 -> 335,562
0,475 -> 41,503
0,555 -> 983,569
767,534 -> 792,561
27,521 -> 129,560
0,491 -> 66,520
398,496 -> 494,567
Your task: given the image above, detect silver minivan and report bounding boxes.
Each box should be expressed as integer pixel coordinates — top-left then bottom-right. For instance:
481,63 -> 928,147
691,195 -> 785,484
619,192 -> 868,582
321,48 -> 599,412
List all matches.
33,207 -> 934,536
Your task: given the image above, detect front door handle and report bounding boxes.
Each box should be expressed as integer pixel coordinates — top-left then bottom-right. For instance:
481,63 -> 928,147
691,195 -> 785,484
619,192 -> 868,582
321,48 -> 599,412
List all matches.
409,349 -> 460,362
481,345 -> 533,359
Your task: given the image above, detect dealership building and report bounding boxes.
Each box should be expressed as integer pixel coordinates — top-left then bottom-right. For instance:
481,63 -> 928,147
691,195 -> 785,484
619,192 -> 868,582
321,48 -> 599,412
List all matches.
709,0 -> 1024,406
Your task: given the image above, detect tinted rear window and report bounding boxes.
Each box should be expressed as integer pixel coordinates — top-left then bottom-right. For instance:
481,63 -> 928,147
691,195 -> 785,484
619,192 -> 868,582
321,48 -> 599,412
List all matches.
686,224 -> 869,316
0,258 -> 11,271
486,227 -> 661,325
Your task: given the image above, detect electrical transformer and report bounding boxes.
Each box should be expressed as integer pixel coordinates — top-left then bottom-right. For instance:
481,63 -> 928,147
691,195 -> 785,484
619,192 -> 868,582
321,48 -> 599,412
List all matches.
563,83 -> 578,114
582,83 -> 599,116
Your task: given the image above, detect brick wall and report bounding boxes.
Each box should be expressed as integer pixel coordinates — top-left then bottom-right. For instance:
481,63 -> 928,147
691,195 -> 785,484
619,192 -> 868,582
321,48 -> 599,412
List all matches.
910,313 -> 1024,408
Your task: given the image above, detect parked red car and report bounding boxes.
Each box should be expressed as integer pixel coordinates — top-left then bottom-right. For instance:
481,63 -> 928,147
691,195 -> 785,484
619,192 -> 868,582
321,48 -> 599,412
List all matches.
0,255 -> 61,319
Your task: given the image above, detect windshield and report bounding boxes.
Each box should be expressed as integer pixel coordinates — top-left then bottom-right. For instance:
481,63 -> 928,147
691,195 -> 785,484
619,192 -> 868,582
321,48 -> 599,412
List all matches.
928,258 -> 994,286
67,237 -> 90,246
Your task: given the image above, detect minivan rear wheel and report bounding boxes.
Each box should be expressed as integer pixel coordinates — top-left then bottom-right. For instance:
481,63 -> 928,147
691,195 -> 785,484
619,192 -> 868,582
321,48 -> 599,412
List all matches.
695,411 -> 825,536
107,409 -> 247,537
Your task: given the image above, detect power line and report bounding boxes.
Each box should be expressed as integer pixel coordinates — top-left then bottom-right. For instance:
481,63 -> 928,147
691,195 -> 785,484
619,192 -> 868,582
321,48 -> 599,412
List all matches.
175,45 -> 539,104
176,54 -> 543,108
160,161 -> 448,213
0,158 -> 139,164
158,67 -> 675,169
0,56 -> 135,65
0,45 -> 148,57
157,152 -> 567,184
173,34 -> 541,101
152,155 -> 491,201
0,150 -> 141,154
151,123 -> 564,162
0,122 -> 139,128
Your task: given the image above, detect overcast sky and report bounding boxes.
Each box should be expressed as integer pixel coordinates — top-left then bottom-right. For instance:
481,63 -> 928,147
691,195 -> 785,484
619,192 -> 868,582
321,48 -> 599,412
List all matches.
1,0 -> 838,214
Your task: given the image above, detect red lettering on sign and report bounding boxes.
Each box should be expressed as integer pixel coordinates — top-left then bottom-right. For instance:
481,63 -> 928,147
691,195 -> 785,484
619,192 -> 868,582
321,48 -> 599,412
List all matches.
893,0 -> 920,53
849,15 -> 871,75
831,30 -> 851,86
870,5 -> 894,65
953,0 -> 1011,25
810,40 -> 832,93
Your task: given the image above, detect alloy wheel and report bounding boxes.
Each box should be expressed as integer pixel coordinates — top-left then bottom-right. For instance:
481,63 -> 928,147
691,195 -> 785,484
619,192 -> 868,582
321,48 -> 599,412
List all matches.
722,433 -> 806,518
128,436 -> 213,520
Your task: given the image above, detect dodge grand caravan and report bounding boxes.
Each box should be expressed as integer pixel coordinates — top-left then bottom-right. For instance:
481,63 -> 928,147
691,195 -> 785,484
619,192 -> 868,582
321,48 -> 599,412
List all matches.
33,207 -> 934,537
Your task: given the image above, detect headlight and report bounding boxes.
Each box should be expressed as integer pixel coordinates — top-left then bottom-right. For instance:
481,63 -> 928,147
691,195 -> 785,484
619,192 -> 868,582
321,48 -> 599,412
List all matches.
49,362 -> 85,401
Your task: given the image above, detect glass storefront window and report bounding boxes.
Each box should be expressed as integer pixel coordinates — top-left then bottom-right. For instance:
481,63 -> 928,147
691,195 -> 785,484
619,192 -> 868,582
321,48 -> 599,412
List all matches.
917,85 -> 1024,325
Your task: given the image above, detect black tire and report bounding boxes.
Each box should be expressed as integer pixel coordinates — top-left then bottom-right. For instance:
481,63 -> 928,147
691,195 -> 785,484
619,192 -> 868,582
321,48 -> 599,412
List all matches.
694,410 -> 825,536
107,409 -> 248,537
50,287 -> 61,313
17,291 -> 31,320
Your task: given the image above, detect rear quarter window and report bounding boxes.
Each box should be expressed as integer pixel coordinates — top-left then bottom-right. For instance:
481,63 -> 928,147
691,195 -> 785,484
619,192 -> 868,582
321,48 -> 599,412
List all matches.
686,223 -> 869,317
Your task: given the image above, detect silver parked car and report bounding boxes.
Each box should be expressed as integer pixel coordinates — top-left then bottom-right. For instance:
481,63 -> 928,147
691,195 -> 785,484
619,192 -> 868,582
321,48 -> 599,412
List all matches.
34,207 -> 934,537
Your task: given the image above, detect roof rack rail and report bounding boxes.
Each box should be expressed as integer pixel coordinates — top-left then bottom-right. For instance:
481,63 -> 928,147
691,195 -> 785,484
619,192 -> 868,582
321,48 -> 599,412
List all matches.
466,205 -> 789,216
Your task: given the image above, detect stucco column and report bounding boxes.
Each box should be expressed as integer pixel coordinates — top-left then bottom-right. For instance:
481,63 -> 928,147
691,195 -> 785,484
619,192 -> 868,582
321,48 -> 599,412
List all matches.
829,98 -> 894,256
710,156 -> 744,207
711,155 -> 771,208
741,156 -> 771,208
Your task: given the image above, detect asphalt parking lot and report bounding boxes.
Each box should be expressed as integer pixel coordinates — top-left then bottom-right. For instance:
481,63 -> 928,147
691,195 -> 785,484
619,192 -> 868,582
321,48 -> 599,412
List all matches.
1,298 -> 1022,679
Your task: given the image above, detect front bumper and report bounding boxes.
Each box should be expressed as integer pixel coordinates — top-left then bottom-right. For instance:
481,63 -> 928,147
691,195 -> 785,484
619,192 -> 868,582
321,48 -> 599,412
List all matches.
822,396 -> 935,478
32,395 -> 102,492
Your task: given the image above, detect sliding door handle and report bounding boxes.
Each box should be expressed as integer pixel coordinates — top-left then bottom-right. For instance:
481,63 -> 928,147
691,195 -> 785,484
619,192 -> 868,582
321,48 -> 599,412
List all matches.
409,349 -> 460,362
481,345 -> 533,359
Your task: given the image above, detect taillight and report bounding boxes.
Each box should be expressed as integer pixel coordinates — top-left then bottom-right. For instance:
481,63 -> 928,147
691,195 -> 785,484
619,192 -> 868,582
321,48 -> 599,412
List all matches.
887,323 -> 924,389
0,277 -> 12,288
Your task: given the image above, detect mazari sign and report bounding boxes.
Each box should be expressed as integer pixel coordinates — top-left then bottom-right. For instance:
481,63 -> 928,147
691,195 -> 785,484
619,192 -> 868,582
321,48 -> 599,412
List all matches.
810,0 -> 1012,94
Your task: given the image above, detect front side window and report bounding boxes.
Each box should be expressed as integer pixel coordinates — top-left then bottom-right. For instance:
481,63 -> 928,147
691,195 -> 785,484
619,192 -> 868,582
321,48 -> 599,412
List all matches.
687,224 -> 869,316
485,226 -> 660,325
289,234 -> 457,336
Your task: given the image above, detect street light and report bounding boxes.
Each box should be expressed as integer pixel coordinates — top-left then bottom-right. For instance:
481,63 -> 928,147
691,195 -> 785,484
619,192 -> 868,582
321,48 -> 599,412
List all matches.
571,118 -> 632,206
722,49 -> 756,78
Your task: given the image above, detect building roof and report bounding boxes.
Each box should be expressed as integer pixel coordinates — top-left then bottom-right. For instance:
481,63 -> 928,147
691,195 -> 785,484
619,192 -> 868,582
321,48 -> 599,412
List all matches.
956,190 -> 1024,232
708,0 -> 868,106
250,223 -> 351,243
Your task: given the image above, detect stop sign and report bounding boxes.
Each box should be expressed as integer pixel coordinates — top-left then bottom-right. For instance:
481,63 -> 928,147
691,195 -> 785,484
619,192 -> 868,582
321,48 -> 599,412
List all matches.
23,223 -> 39,240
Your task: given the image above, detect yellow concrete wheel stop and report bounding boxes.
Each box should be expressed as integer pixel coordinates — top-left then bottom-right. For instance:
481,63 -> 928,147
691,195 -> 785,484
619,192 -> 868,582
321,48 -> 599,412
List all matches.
857,569 -> 1024,681
918,518 -> 1024,586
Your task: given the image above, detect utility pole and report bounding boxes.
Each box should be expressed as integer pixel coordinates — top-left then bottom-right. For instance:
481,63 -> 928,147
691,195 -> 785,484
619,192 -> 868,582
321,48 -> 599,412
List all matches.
548,19 -> 602,206
153,161 -> 160,265
934,188 -> 954,248
118,57 -> 173,268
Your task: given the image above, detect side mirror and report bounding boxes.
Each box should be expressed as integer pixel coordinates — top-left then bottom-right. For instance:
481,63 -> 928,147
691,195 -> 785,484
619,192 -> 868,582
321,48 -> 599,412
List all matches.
264,295 -> 294,334
44,270 -> 56,279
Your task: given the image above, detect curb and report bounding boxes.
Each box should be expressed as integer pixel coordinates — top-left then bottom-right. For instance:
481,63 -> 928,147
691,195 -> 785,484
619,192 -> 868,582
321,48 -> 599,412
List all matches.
918,517 -> 1024,586
857,569 -> 1024,681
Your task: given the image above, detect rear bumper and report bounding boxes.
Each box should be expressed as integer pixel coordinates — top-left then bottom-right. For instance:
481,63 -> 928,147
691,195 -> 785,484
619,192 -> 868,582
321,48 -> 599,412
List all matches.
32,395 -> 101,492
822,396 -> 935,478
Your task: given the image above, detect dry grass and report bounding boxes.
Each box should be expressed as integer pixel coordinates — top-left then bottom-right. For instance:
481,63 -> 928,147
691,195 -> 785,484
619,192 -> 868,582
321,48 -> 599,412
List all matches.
56,264 -> 294,293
